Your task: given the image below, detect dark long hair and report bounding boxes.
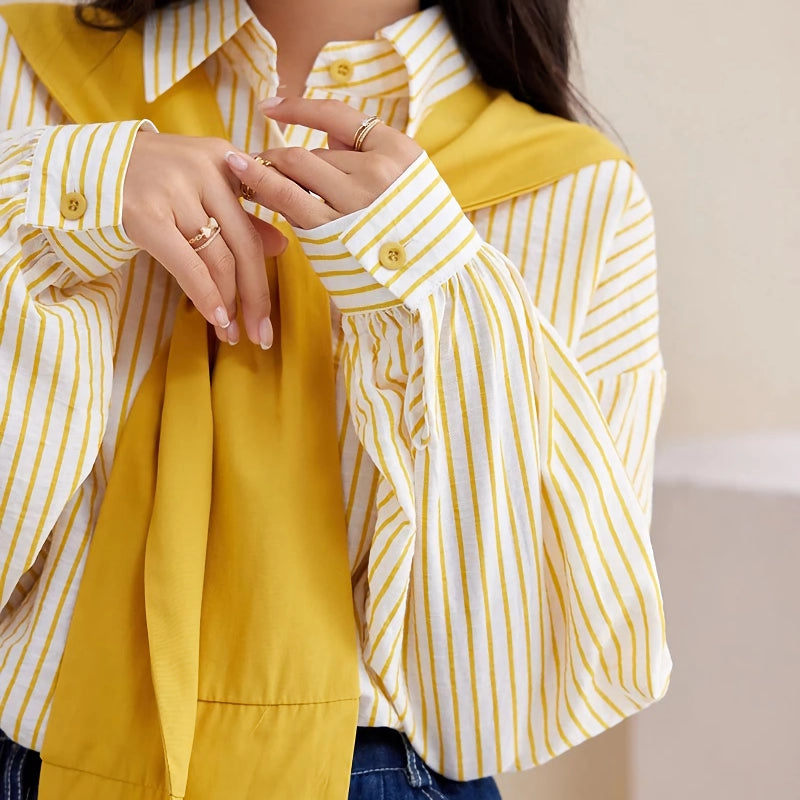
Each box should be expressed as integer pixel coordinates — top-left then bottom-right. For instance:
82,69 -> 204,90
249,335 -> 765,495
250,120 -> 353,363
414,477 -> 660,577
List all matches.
79,0 -> 583,120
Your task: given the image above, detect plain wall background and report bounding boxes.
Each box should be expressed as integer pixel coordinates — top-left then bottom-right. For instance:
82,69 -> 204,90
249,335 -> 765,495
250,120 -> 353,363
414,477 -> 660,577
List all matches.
574,0 -> 800,439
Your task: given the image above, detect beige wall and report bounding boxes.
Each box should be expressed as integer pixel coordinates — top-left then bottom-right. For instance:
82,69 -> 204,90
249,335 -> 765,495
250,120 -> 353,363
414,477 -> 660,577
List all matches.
627,484 -> 800,800
497,721 -> 630,800
574,0 -> 800,438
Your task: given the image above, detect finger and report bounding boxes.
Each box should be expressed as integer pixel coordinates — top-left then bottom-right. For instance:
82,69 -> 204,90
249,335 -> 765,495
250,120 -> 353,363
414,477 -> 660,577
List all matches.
177,211 -> 239,344
146,223 -> 232,332
325,135 -> 354,152
224,151 -> 339,229
200,238 -> 240,344
260,146 -> 344,192
312,148 -> 410,213
259,97 -> 392,153
256,147 -> 370,214
248,215 -> 291,349
310,148 -> 367,173
251,213 -> 291,256
206,196 -> 277,348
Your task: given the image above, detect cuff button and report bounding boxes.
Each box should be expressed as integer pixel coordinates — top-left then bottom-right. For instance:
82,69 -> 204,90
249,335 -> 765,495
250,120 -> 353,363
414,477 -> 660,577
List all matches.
378,242 -> 407,270
329,59 -> 355,85
60,191 -> 88,221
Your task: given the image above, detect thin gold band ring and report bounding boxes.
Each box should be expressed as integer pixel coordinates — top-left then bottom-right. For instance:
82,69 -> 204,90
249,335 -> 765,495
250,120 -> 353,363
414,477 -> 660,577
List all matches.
353,116 -> 382,152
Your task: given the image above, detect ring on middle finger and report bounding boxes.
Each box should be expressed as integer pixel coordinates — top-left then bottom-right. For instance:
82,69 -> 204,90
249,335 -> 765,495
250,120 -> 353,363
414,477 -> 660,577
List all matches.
189,216 -> 222,252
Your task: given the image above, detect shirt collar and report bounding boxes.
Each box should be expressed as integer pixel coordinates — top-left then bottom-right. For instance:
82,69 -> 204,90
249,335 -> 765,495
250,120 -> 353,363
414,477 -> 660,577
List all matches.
143,0 -> 254,102
376,7 -> 475,133
143,0 -> 475,123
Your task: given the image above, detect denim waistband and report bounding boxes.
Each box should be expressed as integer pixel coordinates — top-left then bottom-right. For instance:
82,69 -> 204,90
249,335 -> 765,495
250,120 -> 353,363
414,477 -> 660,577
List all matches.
352,726 -> 436,789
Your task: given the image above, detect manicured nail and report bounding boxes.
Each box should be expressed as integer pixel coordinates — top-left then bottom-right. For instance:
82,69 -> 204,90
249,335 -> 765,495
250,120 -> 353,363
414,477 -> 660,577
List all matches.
259,97 -> 285,111
225,150 -> 249,172
227,320 -> 240,345
214,306 -> 231,328
259,317 -> 273,350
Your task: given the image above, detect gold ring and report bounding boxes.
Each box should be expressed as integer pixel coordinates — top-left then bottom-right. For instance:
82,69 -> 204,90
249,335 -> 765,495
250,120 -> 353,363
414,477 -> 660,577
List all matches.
188,217 -> 220,249
241,157 -> 274,200
353,115 -> 382,152
193,228 -> 221,252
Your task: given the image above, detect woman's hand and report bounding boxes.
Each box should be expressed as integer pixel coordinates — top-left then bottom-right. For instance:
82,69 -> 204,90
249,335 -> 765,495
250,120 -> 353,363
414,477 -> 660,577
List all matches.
223,97 -> 423,230
123,131 -> 288,348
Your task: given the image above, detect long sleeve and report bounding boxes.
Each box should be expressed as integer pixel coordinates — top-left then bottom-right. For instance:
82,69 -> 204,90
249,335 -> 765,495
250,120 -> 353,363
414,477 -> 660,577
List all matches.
576,171 -> 664,519
299,154 -> 670,780
0,18 -> 149,606
471,160 -> 665,519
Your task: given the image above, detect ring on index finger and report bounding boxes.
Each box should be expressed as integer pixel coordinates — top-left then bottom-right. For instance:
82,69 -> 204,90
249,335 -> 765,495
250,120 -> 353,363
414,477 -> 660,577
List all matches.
241,156 -> 276,200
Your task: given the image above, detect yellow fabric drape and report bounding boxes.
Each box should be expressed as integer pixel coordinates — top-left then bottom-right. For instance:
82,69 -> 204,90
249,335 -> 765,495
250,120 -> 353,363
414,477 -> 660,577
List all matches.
0,4 -> 630,799
40,234 -> 362,800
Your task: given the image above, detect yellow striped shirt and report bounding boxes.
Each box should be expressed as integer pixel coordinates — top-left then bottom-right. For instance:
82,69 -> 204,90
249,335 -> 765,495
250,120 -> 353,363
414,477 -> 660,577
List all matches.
0,0 -> 669,780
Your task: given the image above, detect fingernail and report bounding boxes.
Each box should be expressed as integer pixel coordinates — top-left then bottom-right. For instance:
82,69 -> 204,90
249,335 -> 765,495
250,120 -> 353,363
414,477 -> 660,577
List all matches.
225,150 -> 250,172
214,306 -> 231,328
278,235 -> 289,254
259,317 -> 273,350
227,320 -> 240,345
259,97 -> 285,112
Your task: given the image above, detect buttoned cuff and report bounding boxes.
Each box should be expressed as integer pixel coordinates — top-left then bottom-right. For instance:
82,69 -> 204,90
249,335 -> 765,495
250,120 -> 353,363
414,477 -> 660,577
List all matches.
296,153 -> 482,313
25,120 -> 155,279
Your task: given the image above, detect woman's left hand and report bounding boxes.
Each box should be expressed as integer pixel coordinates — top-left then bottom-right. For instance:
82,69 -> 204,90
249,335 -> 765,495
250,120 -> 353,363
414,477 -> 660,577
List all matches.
224,97 -> 423,229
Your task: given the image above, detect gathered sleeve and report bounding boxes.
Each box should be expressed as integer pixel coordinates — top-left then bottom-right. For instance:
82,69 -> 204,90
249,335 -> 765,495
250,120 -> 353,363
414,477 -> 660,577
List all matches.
298,153 -> 671,780
575,170 -> 665,520
0,17 -> 150,606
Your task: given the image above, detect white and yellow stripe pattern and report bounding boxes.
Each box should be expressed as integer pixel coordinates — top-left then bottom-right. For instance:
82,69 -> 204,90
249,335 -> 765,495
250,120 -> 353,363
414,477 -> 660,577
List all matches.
0,0 -> 669,780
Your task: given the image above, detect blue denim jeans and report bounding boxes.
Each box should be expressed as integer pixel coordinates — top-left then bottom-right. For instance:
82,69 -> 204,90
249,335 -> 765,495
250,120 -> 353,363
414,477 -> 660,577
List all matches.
0,729 -> 40,800
0,726 -> 500,799
349,728 -> 501,800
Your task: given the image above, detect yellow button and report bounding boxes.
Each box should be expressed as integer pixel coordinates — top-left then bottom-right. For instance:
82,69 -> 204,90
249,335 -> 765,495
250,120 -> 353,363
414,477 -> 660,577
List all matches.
329,59 -> 354,85
378,242 -> 407,270
60,191 -> 87,220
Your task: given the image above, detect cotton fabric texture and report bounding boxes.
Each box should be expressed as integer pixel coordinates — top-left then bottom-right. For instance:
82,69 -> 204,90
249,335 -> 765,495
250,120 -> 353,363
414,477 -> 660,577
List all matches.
0,0 -> 670,794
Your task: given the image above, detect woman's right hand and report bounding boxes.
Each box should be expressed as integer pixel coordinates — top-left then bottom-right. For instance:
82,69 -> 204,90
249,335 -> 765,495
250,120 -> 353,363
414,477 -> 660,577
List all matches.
122,131 -> 287,348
